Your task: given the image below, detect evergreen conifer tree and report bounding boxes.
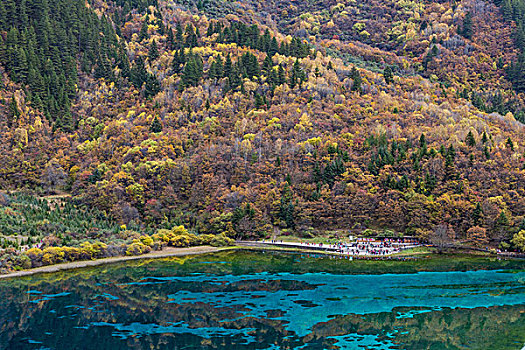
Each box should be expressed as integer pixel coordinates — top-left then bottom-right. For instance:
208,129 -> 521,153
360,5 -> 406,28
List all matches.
184,24 -> 198,48
139,19 -> 149,41
8,96 -> 20,127
175,22 -> 183,48
223,54 -> 232,78
384,66 -> 394,84
145,73 -> 160,98
472,203 -> 483,226
172,49 -> 186,73
181,53 -> 203,87
167,27 -> 175,50
506,137 -> 514,151
484,146 -> 491,159
262,54 -> 273,74
150,116 -> 163,133
206,21 -> 214,37
461,12 -> 473,39
481,131 -> 488,144
277,64 -> 286,85
350,66 -> 362,93
149,39 -> 159,61
466,130 -> 476,147
254,93 -> 264,109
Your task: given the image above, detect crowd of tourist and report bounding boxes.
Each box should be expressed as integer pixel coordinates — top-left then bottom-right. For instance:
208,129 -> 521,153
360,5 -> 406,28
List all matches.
261,238 -> 421,256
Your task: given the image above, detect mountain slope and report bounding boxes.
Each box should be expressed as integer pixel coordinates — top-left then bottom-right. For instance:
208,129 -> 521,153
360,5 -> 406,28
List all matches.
0,0 -> 524,255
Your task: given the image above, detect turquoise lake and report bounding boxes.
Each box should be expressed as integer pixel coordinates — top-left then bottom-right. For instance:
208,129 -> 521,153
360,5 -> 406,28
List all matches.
0,250 -> 524,349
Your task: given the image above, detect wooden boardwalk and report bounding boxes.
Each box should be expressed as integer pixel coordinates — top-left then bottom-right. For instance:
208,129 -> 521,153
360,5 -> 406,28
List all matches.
239,240 -> 421,256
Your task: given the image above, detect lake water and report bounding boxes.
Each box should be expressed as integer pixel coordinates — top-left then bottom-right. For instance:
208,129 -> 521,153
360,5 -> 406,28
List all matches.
0,250 -> 524,349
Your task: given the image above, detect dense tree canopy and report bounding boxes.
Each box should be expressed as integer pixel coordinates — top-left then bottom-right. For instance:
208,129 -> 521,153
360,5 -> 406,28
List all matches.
0,0 -> 124,128
0,0 -> 524,272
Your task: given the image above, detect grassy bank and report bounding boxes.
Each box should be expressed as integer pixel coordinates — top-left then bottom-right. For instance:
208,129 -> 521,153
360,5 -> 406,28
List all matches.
0,246 -> 228,280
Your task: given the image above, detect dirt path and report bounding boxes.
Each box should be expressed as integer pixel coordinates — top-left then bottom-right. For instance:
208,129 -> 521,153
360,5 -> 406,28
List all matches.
0,246 -> 222,280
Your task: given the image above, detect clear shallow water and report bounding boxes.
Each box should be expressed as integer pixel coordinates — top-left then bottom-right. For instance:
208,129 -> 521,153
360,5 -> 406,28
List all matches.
0,250 -> 524,350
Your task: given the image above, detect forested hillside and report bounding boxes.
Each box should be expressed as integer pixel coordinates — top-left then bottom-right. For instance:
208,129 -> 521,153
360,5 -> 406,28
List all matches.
0,0 -> 123,129
0,0 -> 524,269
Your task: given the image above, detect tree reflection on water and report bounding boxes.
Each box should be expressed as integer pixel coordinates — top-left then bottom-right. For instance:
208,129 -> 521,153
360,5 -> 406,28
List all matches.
0,250 -> 523,349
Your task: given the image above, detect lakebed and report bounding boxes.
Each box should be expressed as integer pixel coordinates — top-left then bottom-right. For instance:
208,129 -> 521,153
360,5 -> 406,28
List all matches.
0,249 -> 523,349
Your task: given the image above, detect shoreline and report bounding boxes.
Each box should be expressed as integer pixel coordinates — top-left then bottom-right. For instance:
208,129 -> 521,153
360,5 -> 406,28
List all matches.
0,244 -> 427,281
0,246 -> 224,280
241,240 -> 421,256
1,243 -> 520,280
239,243 -> 430,258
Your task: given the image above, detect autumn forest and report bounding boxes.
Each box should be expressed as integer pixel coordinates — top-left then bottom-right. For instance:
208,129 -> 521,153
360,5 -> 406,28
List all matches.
0,0 -> 524,271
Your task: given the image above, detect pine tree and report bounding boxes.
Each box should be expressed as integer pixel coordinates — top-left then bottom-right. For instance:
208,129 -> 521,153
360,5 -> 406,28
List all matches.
423,44 -> 439,70
181,53 -> 203,87
130,56 -> 148,89
514,110 -> 525,124
139,19 -> 149,41
8,96 -> 20,127
447,145 -> 456,160
227,64 -> 242,91
149,39 -> 159,61
509,52 -> 525,93
295,58 -> 306,82
506,137 -> 514,151
484,146 -> 491,159
242,52 -> 260,78
19,0 -> 29,28
419,133 -> 426,148
350,66 -> 362,93
418,137 -> 428,158
0,2 -> 6,30
94,56 -> 113,80
444,145 -> 456,180
254,93 -> 264,109
172,49 -> 186,73
495,210 -> 510,241
223,54 -> 232,78
431,44 -> 439,56
466,130 -> 476,147
208,60 -> 217,79
14,47 -> 29,82
175,22 -> 183,48
145,73 -> 160,98
117,45 -> 130,78
472,203 -> 483,226
279,183 -> 295,229
289,60 -> 299,88
277,64 -> 286,85
461,12 -> 473,39
184,24 -> 198,48
481,131 -> 488,144
384,66 -> 394,84
156,18 -> 165,36
214,55 -> 223,78
150,116 -> 163,133
167,27 -> 175,50
261,54 -> 273,75
206,21 -> 214,37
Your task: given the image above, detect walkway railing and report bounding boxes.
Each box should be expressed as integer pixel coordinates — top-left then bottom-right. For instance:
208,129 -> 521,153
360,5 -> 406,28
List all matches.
238,240 -> 421,256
